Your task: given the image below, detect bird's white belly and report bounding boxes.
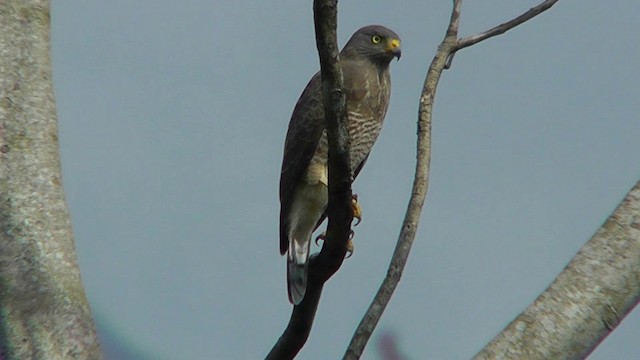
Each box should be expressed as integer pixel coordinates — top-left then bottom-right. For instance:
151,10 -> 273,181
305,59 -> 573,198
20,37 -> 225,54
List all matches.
287,178 -> 328,262
305,161 -> 328,187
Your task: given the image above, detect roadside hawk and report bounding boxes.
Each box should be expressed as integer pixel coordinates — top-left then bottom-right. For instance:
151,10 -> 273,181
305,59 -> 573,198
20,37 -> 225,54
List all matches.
279,25 -> 401,305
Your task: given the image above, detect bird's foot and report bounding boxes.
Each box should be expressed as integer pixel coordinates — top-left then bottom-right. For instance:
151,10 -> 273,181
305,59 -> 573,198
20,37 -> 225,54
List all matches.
346,229 -> 355,258
352,194 -> 362,226
315,230 -> 355,258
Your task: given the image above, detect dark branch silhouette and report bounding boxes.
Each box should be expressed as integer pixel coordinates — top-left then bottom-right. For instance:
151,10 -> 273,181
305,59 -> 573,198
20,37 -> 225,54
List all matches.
345,0 -> 559,358
266,0 -> 353,358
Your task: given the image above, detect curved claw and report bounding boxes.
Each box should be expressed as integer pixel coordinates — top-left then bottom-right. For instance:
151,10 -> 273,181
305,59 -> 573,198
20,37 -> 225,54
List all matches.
315,232 -> 326,246
317,230 -> 355,257
351,194 -> 362,226
345,230 -> 355,258
345,238 -> 354,258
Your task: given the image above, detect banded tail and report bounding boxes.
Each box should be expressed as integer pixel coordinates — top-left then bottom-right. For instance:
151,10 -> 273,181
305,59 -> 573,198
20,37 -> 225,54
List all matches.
287,236 -> 310,305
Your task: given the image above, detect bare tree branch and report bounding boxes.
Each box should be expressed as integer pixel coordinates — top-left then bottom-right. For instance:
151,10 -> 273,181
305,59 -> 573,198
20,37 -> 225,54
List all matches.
475,180 -> 640,360
344,0 -> 463,357
265,283 -> 323,360
266,0 -> 353,358
345,0 -> 559,358
455,0 -> 559,51
0,1 -> 101,359
446,0 -> 463,38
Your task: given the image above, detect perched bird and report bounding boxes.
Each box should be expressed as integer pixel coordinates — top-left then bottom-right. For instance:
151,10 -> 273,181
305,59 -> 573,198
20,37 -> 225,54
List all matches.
279,25 -> 401,305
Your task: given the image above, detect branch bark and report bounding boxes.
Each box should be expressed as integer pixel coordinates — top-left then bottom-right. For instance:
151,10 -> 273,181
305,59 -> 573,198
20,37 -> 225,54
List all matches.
475,180 -> 640,359
344,1 -> 461,357
455,0 -> 559,51
0,1 -> 102,359
266,0 -> 353,358
346,0 -> 560,358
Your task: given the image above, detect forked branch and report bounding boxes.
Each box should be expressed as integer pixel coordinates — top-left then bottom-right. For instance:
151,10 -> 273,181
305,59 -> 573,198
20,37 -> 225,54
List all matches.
345,0 -> 559,358
456,0 -> 559,51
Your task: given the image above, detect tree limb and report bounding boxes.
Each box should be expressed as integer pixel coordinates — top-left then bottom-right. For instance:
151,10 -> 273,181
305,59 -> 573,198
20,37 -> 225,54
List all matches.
474,180 -> 640,359
266,0 -> 353,358
345,0 -> 559,358
0,1 -> 101,359
343,1 -> 462,357
455,0 -> 559,52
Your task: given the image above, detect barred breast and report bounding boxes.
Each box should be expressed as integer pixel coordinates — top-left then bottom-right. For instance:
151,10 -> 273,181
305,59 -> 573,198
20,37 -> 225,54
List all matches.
306,66 -> 390,185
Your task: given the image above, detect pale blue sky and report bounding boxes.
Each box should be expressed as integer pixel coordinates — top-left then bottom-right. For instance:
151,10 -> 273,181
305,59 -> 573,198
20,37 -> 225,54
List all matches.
51,1 -> 639,359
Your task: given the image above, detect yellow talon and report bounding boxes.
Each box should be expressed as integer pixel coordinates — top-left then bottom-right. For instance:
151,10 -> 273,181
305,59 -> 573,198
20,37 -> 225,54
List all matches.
345,239 -> 354,258
345,229 -> 355,258
351,194 -> 362,226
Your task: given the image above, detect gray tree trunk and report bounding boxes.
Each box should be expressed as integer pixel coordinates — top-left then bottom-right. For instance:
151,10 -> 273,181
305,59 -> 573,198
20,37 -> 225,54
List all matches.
0,1 -> 102,359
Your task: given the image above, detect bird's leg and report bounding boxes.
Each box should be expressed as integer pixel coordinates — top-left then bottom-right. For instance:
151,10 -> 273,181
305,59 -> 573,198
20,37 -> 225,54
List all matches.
315,192 -> 361,257
344,194 -> 363,258
315,230 -> 355,258
351,194 -> 362,226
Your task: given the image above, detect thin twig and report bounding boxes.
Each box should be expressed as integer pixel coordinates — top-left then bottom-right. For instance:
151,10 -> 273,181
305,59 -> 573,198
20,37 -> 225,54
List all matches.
266,0 -> 353,358
446,0 -> 463,38
444,0 -> 462,69
455,0 -> 559,51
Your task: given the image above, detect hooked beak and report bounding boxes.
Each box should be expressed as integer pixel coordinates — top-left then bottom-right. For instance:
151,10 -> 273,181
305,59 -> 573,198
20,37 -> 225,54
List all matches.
386,38 -> 401,60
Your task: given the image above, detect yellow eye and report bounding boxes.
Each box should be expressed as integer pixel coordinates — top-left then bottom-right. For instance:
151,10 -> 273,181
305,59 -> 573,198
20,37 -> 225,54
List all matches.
371,35 -> 382,44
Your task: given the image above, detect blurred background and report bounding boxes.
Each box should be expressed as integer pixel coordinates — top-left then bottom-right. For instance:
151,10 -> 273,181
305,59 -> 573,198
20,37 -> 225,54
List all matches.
51,1 -> 640,359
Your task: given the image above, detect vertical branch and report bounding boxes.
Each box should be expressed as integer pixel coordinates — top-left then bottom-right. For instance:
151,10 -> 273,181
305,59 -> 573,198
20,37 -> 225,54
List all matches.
447,0 -> 463,37
312,0 -> 353,276
346,0 -> 563,357
0,1 -> 102,359
267,0 -> 352,358
343,1 -> 462,358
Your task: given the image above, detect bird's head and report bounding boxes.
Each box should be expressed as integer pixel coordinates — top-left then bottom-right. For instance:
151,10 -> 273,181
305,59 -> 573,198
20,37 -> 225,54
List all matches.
341,25 -> 401,66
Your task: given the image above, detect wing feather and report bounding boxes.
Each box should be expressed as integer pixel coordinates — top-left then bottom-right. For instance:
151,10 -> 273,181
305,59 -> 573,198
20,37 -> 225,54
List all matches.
279,72 -> 325,254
